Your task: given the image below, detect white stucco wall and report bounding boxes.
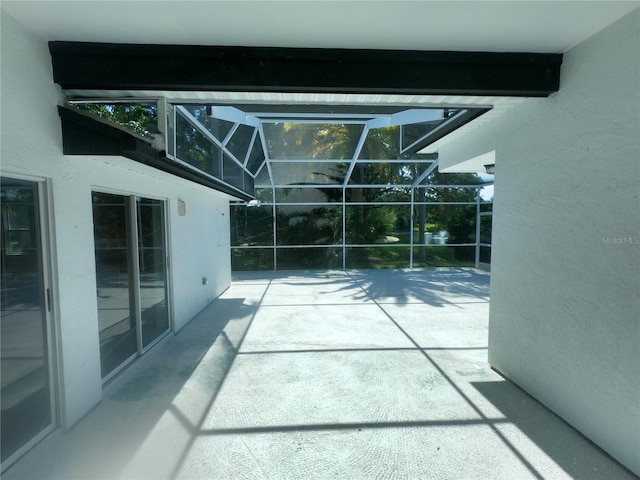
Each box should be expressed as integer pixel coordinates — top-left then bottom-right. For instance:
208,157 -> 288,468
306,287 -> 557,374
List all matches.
1,11 -> 232,428
441,10 -> 640,474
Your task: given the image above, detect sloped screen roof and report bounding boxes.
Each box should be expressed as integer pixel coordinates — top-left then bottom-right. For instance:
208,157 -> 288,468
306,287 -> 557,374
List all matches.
65,100 -> 488,198
169,104 -> 488,194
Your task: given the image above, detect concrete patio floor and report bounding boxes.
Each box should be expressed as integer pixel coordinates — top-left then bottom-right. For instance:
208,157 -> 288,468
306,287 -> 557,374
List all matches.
4,268 -> 635,480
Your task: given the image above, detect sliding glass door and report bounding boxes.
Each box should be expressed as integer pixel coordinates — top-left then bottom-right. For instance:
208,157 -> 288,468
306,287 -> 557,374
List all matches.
92,193 -> 137,378
92,193 -> 169,380
1,177 -> 55,468
136,197 -> 169,349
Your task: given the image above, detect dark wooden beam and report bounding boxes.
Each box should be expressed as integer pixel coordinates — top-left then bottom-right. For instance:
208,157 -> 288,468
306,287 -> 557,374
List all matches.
58,106 -> 253,201
50,42 -> 562,97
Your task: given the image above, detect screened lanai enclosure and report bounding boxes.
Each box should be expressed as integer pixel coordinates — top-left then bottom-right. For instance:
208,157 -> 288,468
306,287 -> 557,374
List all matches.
67,100 -> 494,271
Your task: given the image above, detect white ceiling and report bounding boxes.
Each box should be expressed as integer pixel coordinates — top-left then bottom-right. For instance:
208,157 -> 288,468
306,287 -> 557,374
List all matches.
2,1 -> 638,53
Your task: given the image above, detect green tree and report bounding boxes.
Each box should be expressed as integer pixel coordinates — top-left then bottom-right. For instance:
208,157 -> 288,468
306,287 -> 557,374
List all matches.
421,171 -> 482,261
72,103 -> 157,138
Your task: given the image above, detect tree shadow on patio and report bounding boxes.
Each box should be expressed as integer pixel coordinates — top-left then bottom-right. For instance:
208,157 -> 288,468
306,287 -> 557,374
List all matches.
345,268 -> 490,307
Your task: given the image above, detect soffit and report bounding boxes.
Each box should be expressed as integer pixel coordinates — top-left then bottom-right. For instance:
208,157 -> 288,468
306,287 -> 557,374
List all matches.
3,1 -> 638,53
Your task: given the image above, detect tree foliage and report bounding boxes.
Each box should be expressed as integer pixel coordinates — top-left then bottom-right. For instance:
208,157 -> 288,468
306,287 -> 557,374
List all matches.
71,103 -> 157,138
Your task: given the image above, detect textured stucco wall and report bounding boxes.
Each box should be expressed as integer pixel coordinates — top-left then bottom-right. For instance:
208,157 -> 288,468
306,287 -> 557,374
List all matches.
451,10 -> 639,474
1,11 -> 232,428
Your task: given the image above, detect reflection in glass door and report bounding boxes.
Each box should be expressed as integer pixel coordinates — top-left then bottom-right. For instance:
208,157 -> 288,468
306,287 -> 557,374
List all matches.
92,193 -> 170,380
92,193 -> 137,378
136,198 -> 169,349
1,177 -> 54,468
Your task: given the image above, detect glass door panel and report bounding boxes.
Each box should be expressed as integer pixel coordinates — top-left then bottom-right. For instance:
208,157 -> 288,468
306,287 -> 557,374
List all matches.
1,178 -> 52,464
92,193 -> 137,378
136,198 -> 169,348
92,193 -> 170,379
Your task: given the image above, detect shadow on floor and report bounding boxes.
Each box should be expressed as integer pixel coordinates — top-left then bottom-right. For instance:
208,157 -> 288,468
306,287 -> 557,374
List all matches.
471,381 -> 637,480
347,268 -> 490,306
260,268 -> 490,308
3,294 -> 264,480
